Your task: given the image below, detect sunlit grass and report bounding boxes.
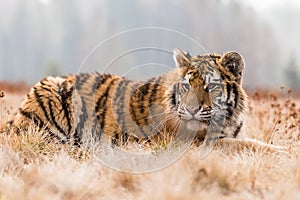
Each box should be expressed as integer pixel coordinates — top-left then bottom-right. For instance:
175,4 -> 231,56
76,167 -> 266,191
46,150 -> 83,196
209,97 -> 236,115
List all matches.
0,89 -> 299,199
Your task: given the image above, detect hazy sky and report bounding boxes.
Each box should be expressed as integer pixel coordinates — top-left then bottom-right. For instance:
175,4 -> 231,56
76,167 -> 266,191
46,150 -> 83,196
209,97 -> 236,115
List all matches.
242,0 -> 300,10
0,0 -> 299,88
36,0 -> 300,11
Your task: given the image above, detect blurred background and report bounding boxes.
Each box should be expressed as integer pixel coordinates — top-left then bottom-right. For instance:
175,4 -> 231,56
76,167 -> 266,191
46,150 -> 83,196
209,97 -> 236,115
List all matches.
0,0 -> 299,90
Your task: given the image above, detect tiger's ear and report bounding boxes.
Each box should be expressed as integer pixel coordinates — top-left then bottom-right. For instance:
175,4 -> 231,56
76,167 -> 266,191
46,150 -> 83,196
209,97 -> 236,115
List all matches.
220,51 -> 245,84
173,48 -> 191,68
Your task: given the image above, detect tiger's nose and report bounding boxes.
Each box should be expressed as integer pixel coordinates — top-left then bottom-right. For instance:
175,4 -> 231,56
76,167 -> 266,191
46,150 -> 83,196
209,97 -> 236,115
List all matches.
202,105 -> 212,112
186,106 -> 199,115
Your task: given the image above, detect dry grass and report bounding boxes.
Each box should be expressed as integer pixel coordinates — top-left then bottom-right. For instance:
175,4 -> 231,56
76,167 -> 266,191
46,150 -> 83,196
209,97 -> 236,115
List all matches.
0,88 -> 300,200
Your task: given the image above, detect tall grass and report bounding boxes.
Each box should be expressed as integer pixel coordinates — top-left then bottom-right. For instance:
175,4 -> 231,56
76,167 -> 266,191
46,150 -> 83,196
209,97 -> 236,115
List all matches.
0,89 -> 299,200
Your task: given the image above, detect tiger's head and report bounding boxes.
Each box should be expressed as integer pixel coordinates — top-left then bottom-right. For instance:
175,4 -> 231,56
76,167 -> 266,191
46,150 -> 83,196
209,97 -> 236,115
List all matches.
166,49 -> 247,138
176,67 -> 213,130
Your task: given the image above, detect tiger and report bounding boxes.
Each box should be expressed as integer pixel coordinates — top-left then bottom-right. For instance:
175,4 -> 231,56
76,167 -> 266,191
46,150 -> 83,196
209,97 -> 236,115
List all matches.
2,49 -> 247,149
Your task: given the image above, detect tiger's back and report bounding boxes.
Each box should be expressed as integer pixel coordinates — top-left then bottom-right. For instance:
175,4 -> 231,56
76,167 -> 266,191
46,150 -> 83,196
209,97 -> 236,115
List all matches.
9,72 -> 170,144
4,49 -> 248,147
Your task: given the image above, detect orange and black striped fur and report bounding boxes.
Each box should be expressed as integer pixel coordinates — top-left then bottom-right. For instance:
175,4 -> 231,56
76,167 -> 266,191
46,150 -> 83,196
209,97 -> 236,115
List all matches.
3,49 -> 247,146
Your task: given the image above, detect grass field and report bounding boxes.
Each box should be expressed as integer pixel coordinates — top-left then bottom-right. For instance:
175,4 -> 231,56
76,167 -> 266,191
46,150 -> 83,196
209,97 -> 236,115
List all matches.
0,86 -> 299,200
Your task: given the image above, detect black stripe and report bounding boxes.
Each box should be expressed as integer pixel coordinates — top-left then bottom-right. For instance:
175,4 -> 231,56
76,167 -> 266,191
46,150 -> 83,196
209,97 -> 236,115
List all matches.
40,80 -> 54,93
226,83 -> 231,104
89,75 -> 100,95
91,75 -> 104,142
48,98 -> 66,136
94,73 -> 114,131
232,83 -> 238,108
95,77 -> 116,112
33,87 -> 51,122
171,84 -> 177,106
139,82 -> 151,114
149,77 -> 161,103
131,84 -> 149,125
96,79 -> 117,130
114,79 -> 129,132
220,73 -> 231,81
73,75 -> 100,142
73,74 -> 102,142
122,132 -> 128,144
147,80 -> 162,134
140,82 -> 151,99
226,106 -> 234,117
129,94 -> 150,139
73,130 -> 81,146
149,83 -> 159,103
59,82 -> 73,134
134,83 -> 150,137
74,97 -> 88,141
95,74 -> 114,112
225,83 -> 234,117
75,73 -> 90,90
96,73 -> 112,90
233,121 -> 243,138
112,131 -> 119,146
129,82 -> 142,126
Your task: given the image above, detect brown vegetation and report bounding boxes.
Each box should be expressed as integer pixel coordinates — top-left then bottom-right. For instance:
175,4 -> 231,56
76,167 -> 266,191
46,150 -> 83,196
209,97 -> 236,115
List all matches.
0,81 -> 29,94
0,88 -> 299,199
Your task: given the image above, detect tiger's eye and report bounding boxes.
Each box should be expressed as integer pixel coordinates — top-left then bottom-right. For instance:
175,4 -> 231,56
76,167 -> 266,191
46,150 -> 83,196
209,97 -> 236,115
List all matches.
205,83 -> 218,91
204,85 -> 209,92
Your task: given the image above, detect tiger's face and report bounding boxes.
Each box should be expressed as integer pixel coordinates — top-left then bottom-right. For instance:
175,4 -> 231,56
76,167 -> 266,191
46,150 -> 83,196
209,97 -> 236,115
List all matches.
176,68 -> 213,130
170,49 -> 247,137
